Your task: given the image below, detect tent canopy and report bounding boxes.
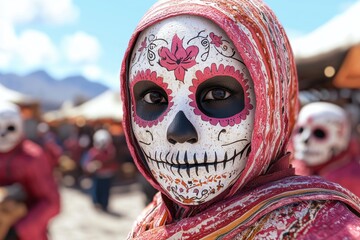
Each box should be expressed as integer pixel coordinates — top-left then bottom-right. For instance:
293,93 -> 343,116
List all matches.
43,90 -> 123,122
291,2 -> 360,90
68,90 -> 123,121
292,1 -> 360,60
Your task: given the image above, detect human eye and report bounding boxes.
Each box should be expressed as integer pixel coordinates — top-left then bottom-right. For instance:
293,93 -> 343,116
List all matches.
203,88 -> 231,101
143,91 -> 167,104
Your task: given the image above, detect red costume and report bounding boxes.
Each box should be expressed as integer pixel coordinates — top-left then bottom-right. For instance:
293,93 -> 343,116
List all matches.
84,142 -> 117,176
39,134 -> 62,170
120,0 -> 360,239
0,140 -> 60,240
294,146 -> 360,198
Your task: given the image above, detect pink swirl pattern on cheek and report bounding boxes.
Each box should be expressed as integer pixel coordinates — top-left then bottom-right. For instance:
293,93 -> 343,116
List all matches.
130,69 -> 174,128
189,63 -> 253,127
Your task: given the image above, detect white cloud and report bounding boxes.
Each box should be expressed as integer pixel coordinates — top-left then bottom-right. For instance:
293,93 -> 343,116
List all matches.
62,32 -> 102,64
0,23 -> 59,69
0,22 -> 18,67
82,65 -> 103,80
81,66 -> 120,91
0,0 -> 112,89
101,72 -> 120,90
16,30 -> 59,67
39,0 -> 79,25
0,0 -> 78,25
0,0 -> 78,69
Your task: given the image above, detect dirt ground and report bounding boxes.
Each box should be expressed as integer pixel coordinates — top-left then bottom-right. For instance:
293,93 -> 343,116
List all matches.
49,183 -> 146,240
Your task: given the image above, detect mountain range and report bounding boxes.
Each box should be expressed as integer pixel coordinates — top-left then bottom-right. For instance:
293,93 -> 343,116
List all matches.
0,70 -> 109,111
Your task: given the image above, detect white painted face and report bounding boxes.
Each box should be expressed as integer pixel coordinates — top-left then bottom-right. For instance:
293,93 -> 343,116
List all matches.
129,16 -> 255,205
293,102 -> 351,166
93,129 -> 112,150
0,102 -> 23,153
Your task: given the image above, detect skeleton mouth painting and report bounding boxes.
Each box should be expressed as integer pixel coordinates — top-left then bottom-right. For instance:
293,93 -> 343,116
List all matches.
141,141 -> 251,176
139,140 -> 251,204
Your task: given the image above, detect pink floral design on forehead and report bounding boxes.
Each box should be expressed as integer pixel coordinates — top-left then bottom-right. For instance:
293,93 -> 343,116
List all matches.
131,30 -> 245,79
158,34 -> 199,82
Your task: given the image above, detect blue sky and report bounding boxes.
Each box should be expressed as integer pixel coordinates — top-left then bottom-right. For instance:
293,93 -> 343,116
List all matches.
0,0 -> 358,90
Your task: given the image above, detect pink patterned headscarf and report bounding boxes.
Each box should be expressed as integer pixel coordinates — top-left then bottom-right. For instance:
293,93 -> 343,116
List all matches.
120,0 -> 298,203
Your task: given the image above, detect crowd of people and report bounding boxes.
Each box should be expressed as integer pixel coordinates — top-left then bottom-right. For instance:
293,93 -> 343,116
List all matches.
1,0 -> 360,239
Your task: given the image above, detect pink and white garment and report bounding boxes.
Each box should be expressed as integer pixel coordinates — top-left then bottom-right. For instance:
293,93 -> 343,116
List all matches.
120,0 -> 360,239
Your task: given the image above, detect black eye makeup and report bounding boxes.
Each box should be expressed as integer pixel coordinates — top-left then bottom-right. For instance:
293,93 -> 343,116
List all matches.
313,128 -> 327,140
7,125 -> 16,132
196,76 -> 245,118
189,63 -> 253,127
130,70 -> 174,127
133,81 -> 168,121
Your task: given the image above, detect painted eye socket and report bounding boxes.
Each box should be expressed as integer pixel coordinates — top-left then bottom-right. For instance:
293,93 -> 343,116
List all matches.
189,64 -> 253,127
297,126 -> 304,134
203,88 -> 231,101
313,128 -> 326,139
7,125 -> 15,132
143,91 -> 167,104
133,80 -> 169,121
196,76 -> 244,118
130,70 -> 173,127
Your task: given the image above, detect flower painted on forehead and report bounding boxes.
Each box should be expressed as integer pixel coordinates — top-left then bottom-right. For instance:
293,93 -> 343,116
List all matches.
158,34 -> 199,82
209,32 -> 223,47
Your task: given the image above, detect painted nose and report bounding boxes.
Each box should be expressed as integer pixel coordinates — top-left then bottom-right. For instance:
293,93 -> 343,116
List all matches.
302,130 -> 311,145
167,111 -> 198,144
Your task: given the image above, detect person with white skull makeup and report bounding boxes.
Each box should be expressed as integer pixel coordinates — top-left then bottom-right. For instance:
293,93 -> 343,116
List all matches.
0,101 -> 60,240
120,0 -> 360,238
292,102 -> 360,198
82,129 -> 117,212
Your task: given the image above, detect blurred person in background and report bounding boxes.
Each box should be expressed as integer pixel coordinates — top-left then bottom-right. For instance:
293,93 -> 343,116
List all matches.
82,129 -> 117,212
120,0 -> 360,239
292,101 -> 360,197
60,126 -> 92,188
35,122 -> 63,172
0,101 -> 60,240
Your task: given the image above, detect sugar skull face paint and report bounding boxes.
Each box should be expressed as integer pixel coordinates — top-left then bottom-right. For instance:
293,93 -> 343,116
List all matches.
0,102 -> 23,153
129,16 -> 255,205
293,102 -> 351,166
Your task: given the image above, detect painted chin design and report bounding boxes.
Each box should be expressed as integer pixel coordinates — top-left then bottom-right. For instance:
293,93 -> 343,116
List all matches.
0,139 -> 19,151
140,140 -> 251,205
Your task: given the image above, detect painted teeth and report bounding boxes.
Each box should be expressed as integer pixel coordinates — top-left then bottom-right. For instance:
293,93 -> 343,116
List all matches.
142,141 -> 251,176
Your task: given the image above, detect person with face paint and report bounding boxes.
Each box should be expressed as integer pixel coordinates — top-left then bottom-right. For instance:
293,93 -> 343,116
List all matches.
120,0 -> 360,239
82,129 -> 117,212
292,102 -> 360,198
0,101 -> 60,240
